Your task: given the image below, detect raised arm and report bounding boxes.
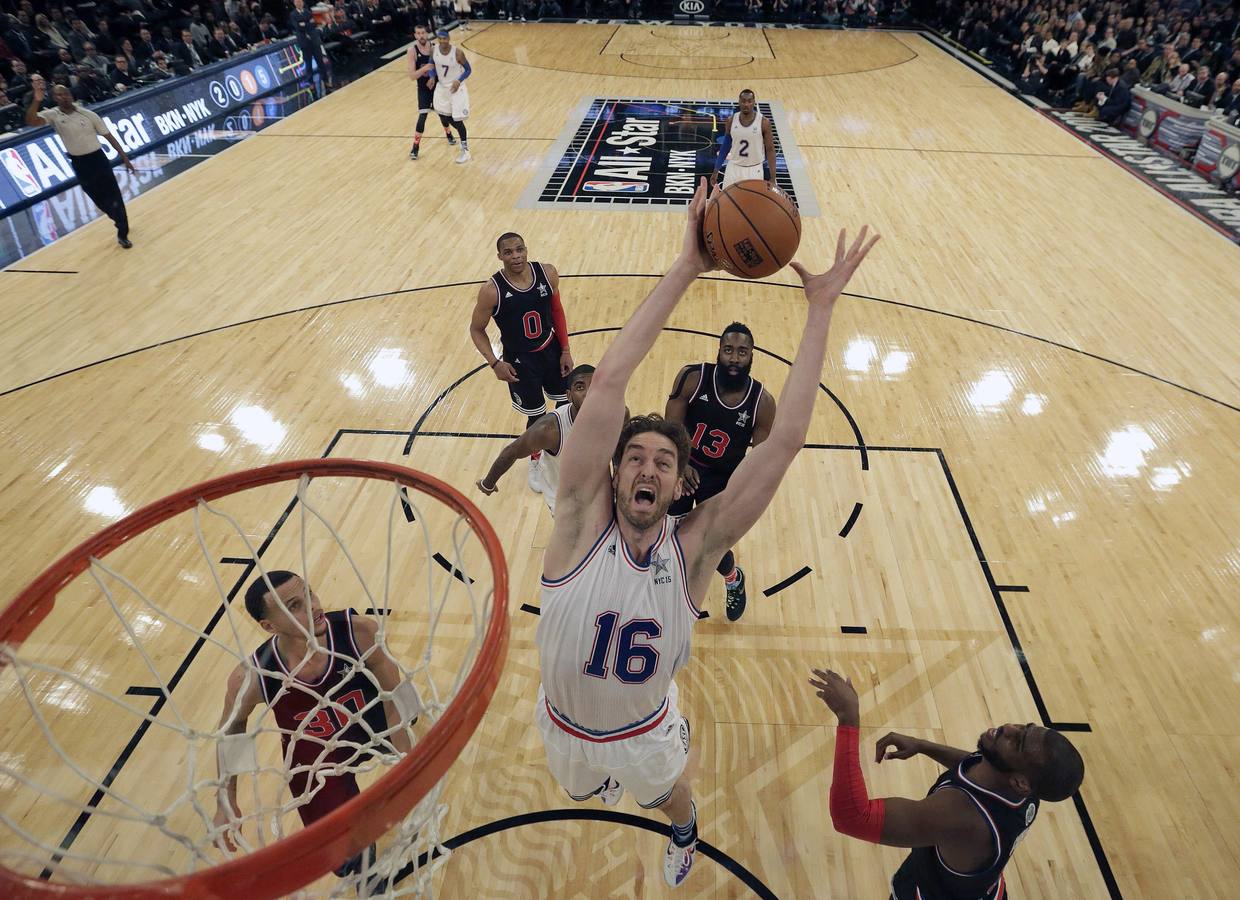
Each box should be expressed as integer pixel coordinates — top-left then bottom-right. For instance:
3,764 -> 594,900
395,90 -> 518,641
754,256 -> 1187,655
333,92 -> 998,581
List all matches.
875,731 -> 971,770
679,228 -> 879,577
544,262 -> 573,375
544,179 -> 714,575
213,663 -> 264,851
476,414 -> 560,495
24,75 -> 45,126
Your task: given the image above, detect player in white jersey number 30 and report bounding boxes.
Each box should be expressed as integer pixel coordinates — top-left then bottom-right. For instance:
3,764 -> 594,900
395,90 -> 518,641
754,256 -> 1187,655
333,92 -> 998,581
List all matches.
534,176 -> 880,887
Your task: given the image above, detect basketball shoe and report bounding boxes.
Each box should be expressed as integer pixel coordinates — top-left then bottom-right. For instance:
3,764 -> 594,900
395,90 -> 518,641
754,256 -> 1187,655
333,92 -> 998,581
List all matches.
725,567 -> 747,622
597,777 -> 623,806
455,147 -> 471,164
528,453 -> 543,493
663,803 -> 697,888
446,132 -> 457,146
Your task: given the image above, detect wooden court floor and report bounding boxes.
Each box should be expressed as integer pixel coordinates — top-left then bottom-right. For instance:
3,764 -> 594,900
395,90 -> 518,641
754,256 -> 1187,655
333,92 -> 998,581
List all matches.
1,24 -> 1238,899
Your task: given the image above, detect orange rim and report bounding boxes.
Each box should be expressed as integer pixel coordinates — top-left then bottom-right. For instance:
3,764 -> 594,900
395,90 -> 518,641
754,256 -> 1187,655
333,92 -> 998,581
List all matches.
0,459 -> 510,899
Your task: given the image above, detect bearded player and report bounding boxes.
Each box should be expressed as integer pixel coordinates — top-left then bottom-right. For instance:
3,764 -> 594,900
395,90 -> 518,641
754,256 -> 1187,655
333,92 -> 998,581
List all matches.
212,571 -> 417,878
810,667 -> 1085,900
666,322 -> 776,621
535,176 -> 878,887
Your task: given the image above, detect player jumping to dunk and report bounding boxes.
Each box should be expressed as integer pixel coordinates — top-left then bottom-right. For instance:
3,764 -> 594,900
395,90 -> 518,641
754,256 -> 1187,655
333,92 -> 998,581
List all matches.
535,176 -> 878,887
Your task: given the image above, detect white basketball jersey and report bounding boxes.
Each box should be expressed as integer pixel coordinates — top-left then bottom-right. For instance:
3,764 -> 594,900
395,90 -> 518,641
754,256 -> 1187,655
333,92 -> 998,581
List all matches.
537,404 -> 575,511
537,516 -> 699,736
432,43 -> 464,83
729,112 -> 765,167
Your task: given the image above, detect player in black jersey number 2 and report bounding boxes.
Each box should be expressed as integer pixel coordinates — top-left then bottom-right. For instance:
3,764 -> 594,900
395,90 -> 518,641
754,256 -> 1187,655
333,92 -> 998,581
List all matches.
809,666 -> 1085,900
470,232 -> 574,494
666,322 -> 776,621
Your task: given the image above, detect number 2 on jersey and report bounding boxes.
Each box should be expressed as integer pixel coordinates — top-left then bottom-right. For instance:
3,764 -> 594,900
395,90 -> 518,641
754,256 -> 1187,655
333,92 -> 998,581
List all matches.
737,138 -> 750,157
583,612 -> 661,684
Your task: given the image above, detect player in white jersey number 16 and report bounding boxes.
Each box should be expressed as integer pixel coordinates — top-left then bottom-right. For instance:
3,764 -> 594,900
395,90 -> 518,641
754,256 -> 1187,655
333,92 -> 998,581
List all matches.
534,176 -> 880,888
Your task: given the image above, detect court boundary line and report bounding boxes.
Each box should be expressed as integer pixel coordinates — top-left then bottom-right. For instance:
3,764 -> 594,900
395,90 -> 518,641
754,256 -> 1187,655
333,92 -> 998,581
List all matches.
3,274 -> 1234,414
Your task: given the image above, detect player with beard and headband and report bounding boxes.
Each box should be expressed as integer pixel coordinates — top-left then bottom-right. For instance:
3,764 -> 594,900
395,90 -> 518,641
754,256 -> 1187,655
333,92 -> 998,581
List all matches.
534,176 -> 878,888
809,667 -> 1085,900
666,322 -> 776,621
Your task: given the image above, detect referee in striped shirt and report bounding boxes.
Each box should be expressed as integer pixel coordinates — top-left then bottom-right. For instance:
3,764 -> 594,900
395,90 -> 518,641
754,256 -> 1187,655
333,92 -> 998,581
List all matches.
24,75 -> 136,249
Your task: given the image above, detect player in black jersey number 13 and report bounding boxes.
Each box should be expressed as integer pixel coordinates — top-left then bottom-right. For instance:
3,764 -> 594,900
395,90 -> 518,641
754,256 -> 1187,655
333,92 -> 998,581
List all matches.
470,232 -> 574,494
809,666 -> 1085,900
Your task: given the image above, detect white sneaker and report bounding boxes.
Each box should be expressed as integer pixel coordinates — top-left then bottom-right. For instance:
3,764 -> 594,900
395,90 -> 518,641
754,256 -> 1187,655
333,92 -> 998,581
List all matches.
528,456 -> 543,493
455,148 -> 471,164
663,838 -> 696,888
598,778 -> 623,806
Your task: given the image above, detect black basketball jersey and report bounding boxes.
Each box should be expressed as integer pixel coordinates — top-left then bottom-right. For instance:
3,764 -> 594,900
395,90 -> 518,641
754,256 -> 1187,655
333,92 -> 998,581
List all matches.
251,609 -> 389,769
413,42 -> 434,91
891,753 -> 1038,900
681,362 -> 763,474
490,261 -> 556,358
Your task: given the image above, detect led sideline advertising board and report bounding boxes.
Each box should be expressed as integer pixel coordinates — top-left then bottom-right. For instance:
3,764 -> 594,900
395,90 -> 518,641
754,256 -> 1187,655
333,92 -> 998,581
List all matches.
0,40 -> 305,213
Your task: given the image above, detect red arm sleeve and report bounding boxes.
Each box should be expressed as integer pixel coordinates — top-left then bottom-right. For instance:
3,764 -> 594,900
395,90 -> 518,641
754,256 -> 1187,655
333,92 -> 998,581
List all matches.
830,725 -> 886,843
550,290 -> 570,351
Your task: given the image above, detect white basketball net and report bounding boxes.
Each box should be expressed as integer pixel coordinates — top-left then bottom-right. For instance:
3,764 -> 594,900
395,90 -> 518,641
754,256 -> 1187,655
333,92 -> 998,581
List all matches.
0,472 -> 494,897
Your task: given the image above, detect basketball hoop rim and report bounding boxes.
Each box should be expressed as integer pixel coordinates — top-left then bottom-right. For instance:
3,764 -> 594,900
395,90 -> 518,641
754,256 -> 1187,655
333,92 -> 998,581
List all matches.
0,459 -> 510,899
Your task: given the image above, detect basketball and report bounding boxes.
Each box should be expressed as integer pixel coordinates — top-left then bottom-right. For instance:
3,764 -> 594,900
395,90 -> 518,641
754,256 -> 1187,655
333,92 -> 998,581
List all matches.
702,180 -> 802,279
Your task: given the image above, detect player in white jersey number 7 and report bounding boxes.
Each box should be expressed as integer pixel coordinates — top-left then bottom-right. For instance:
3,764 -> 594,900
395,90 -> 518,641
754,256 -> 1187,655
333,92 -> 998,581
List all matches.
535,176 -> 879,888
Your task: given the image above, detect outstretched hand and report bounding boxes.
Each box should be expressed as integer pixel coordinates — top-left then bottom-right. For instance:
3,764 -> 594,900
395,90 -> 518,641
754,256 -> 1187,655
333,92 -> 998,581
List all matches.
875,732 -> 922,764
789,227 -> 881,312
677,177 -> 716,276
808,667 -> 861,727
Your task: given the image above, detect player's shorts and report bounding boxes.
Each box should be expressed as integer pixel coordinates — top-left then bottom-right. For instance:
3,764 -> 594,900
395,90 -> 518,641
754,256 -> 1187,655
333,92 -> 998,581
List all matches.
723,161 -> 765,188
433,82 -> 469,120
289,768 -> 361,827
506,342 -> 568,417
668,461 -> 733,518
535,681 -> 690,808
417,83 -> 434,114
454,0 -> 471,11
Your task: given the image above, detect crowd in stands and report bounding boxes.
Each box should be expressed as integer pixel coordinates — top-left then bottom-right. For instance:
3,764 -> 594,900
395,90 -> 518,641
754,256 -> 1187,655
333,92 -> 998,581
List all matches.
931,0 -> 1240,122
0,0 -> 450,131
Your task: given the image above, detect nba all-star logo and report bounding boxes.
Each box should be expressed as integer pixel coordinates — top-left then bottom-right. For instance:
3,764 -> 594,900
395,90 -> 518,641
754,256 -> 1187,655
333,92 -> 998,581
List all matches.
735,410 -> 750,427
651,553 -> 671,585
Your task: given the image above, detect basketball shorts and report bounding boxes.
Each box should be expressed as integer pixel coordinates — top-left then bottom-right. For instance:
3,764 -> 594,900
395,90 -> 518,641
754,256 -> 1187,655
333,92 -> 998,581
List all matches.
417,83 -> 434,114
535,682 -> 690,809
723,161 -> 765,188
506,342 -> 568,416
454,0 -> 471,11
289,768 -> 361,827
668,462 -> 733,517
433,82 -> 469,120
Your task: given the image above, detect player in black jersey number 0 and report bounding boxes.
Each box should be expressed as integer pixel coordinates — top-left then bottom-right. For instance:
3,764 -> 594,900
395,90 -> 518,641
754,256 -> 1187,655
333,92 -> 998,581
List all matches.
810,666 -> 1085,900
470,232 -> 574,493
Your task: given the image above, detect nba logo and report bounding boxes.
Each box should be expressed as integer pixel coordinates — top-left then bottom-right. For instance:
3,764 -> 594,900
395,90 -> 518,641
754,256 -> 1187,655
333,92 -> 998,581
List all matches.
582,181 -> 649,193
2,148 -> 41,199
32,200 -> 58,245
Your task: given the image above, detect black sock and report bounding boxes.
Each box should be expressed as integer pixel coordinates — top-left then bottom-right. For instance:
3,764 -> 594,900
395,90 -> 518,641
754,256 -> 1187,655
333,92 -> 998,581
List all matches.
670,802 -> 697,847
716,550 -> 735,578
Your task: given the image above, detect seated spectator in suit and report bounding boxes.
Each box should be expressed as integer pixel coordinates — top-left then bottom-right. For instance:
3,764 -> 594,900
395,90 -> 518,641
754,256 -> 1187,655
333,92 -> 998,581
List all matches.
1142,47 -> 1178,85
1095,66 -> 1131,124
118,39 -> 141,73
1209,73 -> 1234,112
257,16 -> 282,42
80,42 -> 112,76
1017,54 -> 1047,95
228,21 -> 252,49
189,9 -> 211,48
94,20 -> 117,56
6,58 -> 31,101
1183,65 -> 1214,106
111,55 -> 141,91
67,18 -> 95,60
323,8 -> 356,49
72,64 -> 113,102
35,14 -> 71,53
155,26 -> 178,55
205,26 -> 232,60
133,28 -> 158,65
1161,62 -> 1193,99
52,47 -> 77,83
171,28 -> 206,71
1120,57 -> 1141,87
1180,36 -> 1205,66
147,52 -> 175,80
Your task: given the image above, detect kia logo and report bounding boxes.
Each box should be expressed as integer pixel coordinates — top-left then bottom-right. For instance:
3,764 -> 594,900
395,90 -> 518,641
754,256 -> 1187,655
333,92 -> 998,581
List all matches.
680,0 -> 705,11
